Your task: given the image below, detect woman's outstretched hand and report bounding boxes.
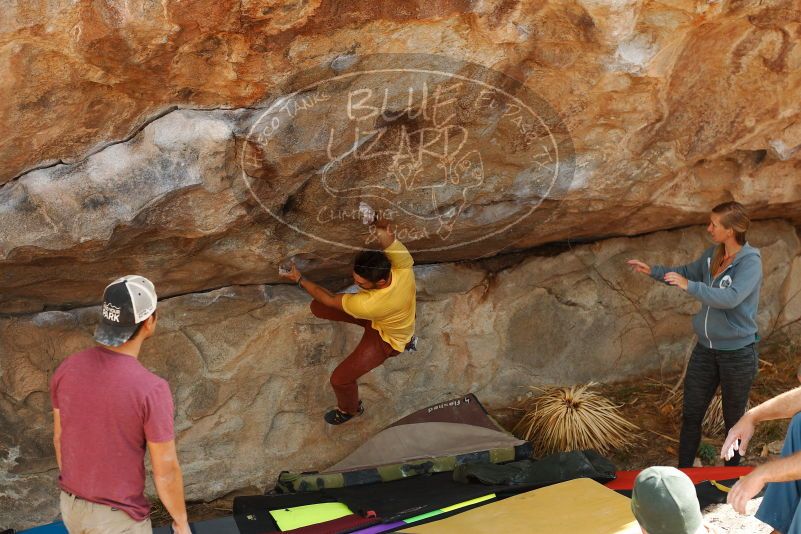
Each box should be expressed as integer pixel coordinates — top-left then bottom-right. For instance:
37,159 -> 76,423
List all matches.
626,259 -> 651,275
664,272 -> 689,291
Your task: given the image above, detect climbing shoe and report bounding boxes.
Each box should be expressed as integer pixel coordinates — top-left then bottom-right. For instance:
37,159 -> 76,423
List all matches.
324,401 -> 364,425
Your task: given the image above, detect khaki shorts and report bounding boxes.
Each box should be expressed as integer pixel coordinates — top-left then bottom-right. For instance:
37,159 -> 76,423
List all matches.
60,491 -> 152,534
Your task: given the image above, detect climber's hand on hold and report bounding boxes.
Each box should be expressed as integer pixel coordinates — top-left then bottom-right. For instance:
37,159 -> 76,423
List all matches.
279,263 -> 301,283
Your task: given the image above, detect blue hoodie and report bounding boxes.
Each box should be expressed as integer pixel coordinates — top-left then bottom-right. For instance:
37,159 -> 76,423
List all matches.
651,243 -> 762,350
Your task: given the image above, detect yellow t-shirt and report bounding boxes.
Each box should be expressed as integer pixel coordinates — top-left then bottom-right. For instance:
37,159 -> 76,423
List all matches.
342,240 -> 417,352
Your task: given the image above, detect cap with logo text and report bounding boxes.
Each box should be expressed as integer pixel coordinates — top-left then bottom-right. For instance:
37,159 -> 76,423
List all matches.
94,275 -> 158,347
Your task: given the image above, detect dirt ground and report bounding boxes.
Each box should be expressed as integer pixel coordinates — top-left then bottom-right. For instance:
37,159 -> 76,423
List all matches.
153,337 -> 800,531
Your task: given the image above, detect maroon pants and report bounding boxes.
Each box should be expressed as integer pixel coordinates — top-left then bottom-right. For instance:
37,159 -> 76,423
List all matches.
310,300 -> 399,414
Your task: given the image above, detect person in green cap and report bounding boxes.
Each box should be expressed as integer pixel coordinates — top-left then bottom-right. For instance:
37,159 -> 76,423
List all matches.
631,466 -> 718,533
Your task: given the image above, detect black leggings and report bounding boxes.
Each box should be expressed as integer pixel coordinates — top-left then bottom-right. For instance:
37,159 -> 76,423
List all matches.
679,342 -> 758,468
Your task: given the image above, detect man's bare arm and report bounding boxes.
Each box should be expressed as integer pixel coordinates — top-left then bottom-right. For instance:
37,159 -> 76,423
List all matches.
53,409 -> 62,471
722,386 -> 801,460
299,279 -> 345,310
728,451 -> 801,514
752,451 -> 801,484
279,264 -> 345,309
749,386 -> 801,422
726,388 -> 801,514
148,440 -> 190,534
373,216 -> 395,250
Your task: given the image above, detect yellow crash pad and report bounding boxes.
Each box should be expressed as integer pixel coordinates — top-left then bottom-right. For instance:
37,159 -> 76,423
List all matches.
398,478 -> 640,534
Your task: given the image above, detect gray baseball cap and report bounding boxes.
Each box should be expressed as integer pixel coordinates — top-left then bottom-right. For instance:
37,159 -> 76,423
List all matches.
94,275 -> 158,347
631,466 -> 704,534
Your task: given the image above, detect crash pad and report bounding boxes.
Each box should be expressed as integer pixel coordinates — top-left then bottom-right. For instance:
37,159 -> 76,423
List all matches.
397,478 -> 640,533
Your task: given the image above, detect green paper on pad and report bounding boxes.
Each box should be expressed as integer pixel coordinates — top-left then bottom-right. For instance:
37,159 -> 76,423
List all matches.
269,502 -> 352,531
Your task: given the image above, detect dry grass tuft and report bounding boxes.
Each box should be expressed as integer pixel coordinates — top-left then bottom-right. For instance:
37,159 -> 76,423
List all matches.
702,395 -> 730,436
513,382 -> 640,456
664,390 -> 751,436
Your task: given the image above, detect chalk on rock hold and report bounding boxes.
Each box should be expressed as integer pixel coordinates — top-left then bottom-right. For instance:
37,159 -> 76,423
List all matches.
278,260 -> 294,275
358,202 -> 375,225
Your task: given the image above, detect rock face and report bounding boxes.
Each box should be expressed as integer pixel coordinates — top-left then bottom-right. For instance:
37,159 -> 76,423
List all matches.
3,0 -> 801,530
2,0 -> 801,313
3,221 -> 801,529
3,0 -> 801,187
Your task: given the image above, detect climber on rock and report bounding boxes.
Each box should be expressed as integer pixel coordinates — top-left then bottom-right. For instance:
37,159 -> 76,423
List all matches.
280,215 -> 418,425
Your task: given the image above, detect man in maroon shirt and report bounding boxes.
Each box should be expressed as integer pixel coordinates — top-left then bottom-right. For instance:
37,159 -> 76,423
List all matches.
50,275 -> 190,533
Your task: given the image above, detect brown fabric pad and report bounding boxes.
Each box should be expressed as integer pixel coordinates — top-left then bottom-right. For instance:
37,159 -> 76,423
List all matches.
327,422 -> 525,473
